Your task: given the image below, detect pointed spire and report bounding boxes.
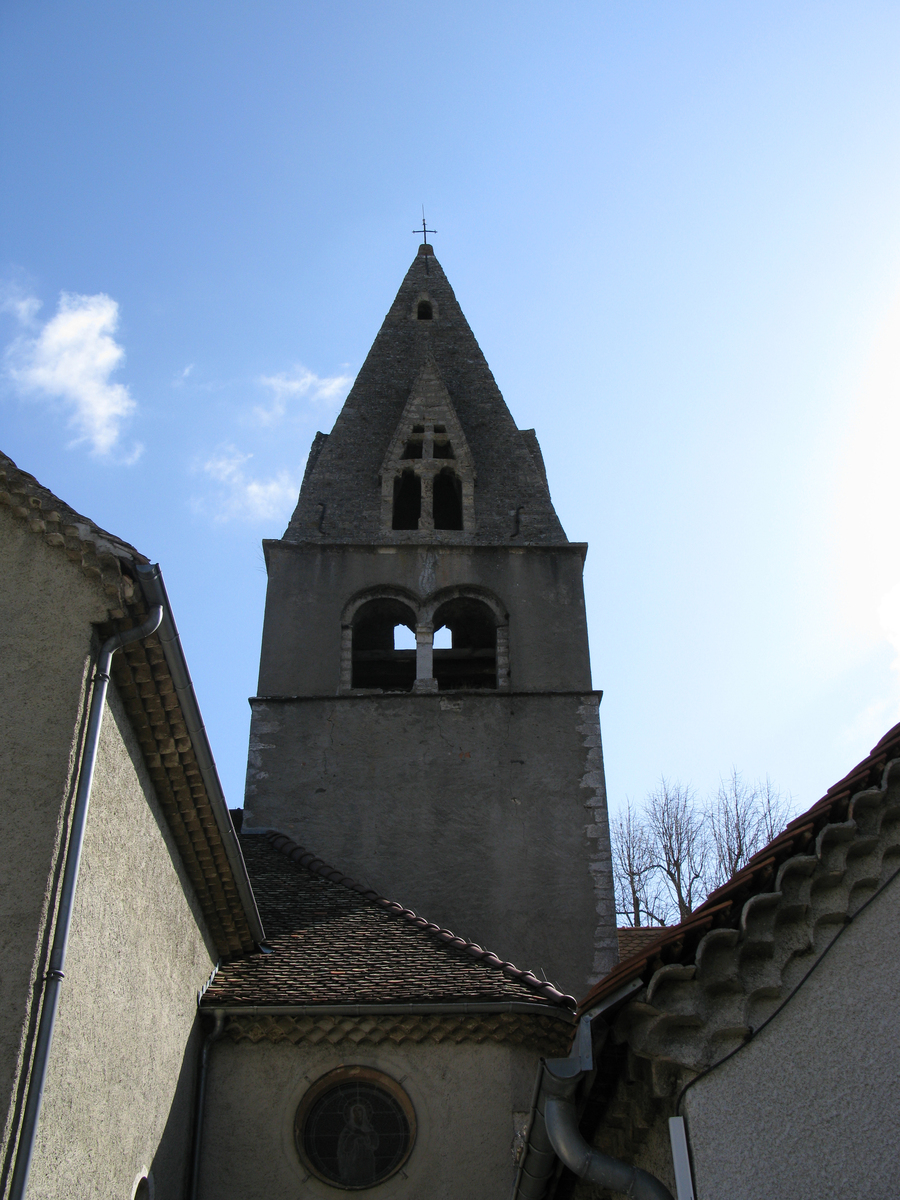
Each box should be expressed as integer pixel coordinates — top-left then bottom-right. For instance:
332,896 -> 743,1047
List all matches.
284,251 -> 566,544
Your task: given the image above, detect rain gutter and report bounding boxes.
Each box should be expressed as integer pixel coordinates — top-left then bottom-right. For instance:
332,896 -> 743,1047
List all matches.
134,563 -> 265,946
202,1001 -> 577,1019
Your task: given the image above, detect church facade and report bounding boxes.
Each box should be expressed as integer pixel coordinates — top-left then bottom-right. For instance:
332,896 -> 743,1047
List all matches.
0,246 -> 617,1200
6,244 -> 895,1199
200,244 -> 618,1196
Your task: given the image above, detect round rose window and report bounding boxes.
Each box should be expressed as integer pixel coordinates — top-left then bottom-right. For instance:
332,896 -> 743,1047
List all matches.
295,1067 -> 416,1190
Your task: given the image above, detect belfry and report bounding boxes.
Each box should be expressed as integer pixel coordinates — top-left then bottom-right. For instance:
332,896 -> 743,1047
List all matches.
244,243 -> 616,993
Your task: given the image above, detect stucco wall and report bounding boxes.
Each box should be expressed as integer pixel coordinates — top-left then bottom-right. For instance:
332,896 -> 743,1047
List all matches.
677,871 -> 900,1200
199,1035 -> 541,1200
26,683 -> 217,1199
258,542 -> 593,697
0,506 -> 109,1171
245,692 -> 617,994
0,507 -> 218,1198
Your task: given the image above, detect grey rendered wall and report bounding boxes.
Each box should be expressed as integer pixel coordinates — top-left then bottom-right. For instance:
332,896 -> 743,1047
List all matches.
682,872 -> 900,1200
199,1036 -> 541,1200
257,542 -> 592,696
0,506 -> 107,1174
0,507 -> 217,1199
245,692 -> 617,994
26,684 -> 217,1200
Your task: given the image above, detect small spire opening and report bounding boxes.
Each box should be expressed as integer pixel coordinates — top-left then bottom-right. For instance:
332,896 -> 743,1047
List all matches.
433,468 -> 463,530
392,470 -> 421,530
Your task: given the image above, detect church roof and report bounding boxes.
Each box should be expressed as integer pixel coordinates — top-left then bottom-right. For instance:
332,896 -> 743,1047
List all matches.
283,247 -> 567,546
616,926 -> 668,962
1,449 -> 261,958
201,831 -> 577,1009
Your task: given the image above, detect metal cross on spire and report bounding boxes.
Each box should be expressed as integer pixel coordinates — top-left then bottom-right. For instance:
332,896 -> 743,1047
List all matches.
413,208 -> 436,272
413,207 -> 437,245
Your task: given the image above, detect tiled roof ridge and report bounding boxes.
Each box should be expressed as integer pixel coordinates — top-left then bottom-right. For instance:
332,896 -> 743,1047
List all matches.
0,450 -> 148,618
575,751 -> 900,1163
264,831 -> 576,1009
580,723 -> 900,1014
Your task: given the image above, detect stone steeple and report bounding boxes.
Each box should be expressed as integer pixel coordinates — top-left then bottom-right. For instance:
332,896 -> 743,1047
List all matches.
245,247 -> 617,996
284,246 -> 566,545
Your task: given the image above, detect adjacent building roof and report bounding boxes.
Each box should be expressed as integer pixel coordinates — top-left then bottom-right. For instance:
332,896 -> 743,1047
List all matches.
581,718 -> 900,1015
570,720 -> 900,1173
616,927 -> 667,962
0,450 -> 260,958
202,832 -> 577,1009
1,450 -> 146,618
283,246 -> 567,546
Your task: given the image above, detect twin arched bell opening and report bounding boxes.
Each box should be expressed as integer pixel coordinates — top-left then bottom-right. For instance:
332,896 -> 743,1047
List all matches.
349,596 -> 502,692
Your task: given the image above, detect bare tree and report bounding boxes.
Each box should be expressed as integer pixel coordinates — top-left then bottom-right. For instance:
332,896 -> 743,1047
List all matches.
610,772 -> 794,929
707,770 -> 792,891
611,800 -> 668,927
756,774 -> 792,844
644,778 -> 708,923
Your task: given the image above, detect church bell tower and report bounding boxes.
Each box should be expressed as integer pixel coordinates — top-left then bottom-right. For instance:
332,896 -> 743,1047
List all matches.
244,244 -> 616,994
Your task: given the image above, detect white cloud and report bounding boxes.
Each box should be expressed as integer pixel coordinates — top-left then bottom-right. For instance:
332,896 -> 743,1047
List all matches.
254,364 -> 352,425
1,286 -> 41,327
5,291 -> 137,456
197,444 -> 299,523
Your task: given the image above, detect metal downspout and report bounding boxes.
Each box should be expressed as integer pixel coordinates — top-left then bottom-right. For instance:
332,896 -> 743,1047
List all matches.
542,1075 -> 674,1200
189,1011 -> 225,1200
513,980 -> 674,1200
8,606 -> 164,1200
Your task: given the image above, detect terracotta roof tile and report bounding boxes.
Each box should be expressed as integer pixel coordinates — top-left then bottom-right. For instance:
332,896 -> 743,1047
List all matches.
203,833 -> 576,1009
0,450 -> 146,618
580,719 -> 900,1013
616,927 -> 668,961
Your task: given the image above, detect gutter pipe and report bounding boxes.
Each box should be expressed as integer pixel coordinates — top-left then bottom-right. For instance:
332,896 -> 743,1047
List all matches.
8,606 -> 164,1200
513,980 -> 674,1200
543,1078 -> 674,1199
134,564 -> 266,947
188,1011 -> 225,1200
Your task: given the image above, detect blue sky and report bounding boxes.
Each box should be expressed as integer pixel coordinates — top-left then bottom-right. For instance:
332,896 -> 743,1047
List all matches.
3,1 -> 900,822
